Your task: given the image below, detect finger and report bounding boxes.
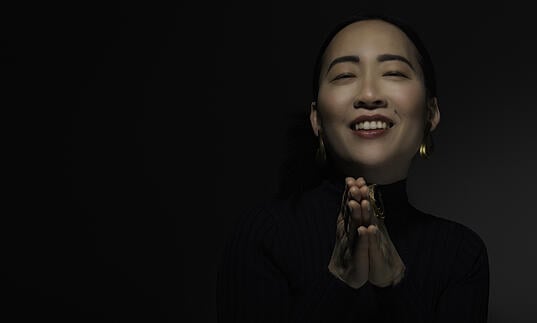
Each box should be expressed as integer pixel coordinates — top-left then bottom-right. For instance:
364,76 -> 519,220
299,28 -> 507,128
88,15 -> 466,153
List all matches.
348,185 -> 362,203
361,184 -> 381,226
359,184 -> 369,201
347,200 -> 363,229
367,225 -> 392,287
352,226 -> 369,278
361,198 -> 372,226
367,225 -> 385,262
345,177 -> 356,190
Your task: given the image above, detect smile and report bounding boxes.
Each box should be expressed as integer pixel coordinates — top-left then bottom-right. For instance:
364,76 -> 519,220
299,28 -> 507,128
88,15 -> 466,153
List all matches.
352,120 -> 392,131
349,115 -> 395,139
349,114 -> 395,131
351,126 -> 390,139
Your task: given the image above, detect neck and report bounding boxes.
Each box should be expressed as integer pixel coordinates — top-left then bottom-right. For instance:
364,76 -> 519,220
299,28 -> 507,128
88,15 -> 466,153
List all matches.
332,161 -> 410,185
354,167 -> 408,185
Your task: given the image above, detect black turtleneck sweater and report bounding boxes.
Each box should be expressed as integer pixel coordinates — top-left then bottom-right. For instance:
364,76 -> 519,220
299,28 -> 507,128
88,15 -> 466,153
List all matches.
216,178 -> 489,322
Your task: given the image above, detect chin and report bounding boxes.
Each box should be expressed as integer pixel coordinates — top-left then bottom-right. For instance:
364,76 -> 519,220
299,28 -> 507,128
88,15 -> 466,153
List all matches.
350,151 -> 393,167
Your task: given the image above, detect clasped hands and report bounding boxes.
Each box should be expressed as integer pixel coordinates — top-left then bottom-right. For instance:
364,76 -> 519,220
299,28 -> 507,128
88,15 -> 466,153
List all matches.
328,177 -> 406,289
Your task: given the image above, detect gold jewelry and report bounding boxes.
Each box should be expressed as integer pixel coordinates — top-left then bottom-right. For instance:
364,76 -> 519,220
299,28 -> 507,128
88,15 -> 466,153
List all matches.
368,184 -> 385,220
419,123 -> 434,159
315,131 -> 326,165
419,141 -> 429,159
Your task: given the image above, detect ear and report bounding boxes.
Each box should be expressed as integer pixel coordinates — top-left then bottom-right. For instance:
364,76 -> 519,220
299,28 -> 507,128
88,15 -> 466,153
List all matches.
309,101 -> 321,136
427,97 -> 440,132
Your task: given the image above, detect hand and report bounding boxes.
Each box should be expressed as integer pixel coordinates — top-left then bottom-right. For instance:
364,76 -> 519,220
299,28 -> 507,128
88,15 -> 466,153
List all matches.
328,177 -> 406,288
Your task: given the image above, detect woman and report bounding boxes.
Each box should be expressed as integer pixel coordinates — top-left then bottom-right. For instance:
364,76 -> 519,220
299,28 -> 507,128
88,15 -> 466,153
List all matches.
217,12 -> 489,323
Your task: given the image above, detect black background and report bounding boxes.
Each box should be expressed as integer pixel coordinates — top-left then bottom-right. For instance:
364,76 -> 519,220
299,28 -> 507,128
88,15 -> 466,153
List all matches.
6,1 -> 537,322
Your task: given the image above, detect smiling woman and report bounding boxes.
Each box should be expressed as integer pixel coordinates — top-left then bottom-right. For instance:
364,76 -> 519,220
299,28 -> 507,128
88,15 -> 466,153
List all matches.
216,12 -> 489,323
312,19 -> 439,183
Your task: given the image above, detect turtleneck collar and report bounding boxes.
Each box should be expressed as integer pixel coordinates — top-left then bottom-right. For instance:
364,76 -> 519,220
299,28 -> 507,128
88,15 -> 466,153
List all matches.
323,172 -> 412,228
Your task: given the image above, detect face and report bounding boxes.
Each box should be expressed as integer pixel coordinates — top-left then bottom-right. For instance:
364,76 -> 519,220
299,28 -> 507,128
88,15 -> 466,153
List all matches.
311,19 -> 440,175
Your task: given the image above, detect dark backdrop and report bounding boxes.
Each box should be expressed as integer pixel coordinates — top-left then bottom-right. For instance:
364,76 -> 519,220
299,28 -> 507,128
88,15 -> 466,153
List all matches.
7,1 -> 537,322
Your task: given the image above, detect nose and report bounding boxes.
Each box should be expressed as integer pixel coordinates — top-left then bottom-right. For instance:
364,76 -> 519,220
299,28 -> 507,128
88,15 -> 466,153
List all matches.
353,77 -> 387,109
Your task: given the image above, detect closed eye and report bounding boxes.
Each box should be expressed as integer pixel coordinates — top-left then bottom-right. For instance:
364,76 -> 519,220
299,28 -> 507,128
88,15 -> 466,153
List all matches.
332,73 -> 355,81
383,71 -> 408,78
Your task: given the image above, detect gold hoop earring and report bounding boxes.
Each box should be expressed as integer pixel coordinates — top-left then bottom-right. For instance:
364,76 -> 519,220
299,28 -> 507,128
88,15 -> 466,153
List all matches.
315,131 -> 326,166
419,131 -> 434,159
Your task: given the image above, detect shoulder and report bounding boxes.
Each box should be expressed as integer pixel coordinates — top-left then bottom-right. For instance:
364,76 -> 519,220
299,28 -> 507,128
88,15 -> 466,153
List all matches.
426,212 -> 487,252
224,182 -> 336,244
225,197 -> 292,245
417,210 -> 489,277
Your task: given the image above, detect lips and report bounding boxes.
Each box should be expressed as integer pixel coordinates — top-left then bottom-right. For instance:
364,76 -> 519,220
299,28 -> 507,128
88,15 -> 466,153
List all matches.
350,114 -> 395,129
349,114 -> 394,139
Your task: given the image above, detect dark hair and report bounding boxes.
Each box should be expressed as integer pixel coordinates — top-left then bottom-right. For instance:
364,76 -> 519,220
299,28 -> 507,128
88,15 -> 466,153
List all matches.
277,12 -> 437,200
312,12 -> 437,102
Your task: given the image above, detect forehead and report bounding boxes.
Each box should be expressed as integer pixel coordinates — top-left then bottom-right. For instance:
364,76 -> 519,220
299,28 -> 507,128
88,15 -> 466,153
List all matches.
323,19 -> 419,64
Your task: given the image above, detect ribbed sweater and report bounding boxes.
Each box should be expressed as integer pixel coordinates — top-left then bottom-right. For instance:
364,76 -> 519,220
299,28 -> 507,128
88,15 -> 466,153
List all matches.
216,177 -> 489,322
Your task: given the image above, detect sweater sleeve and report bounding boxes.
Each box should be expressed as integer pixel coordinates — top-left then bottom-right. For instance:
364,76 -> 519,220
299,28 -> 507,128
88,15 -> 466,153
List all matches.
216,202 -> 290,323
216,201 -> 376,323
433,226 -> 490,323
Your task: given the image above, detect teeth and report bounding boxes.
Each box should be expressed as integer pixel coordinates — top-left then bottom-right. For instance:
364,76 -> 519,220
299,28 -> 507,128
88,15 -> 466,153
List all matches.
354,120 -> 389,130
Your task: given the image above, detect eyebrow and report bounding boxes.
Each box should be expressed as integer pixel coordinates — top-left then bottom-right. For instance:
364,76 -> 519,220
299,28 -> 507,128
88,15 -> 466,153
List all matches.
326,55 -> 359,74
377,54 -> 415,71
326,53 -> 415,74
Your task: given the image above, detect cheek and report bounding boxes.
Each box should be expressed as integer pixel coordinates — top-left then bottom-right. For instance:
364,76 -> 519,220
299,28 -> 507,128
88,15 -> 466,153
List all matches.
317,86 -> 354,122
391,85 -> 426,119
